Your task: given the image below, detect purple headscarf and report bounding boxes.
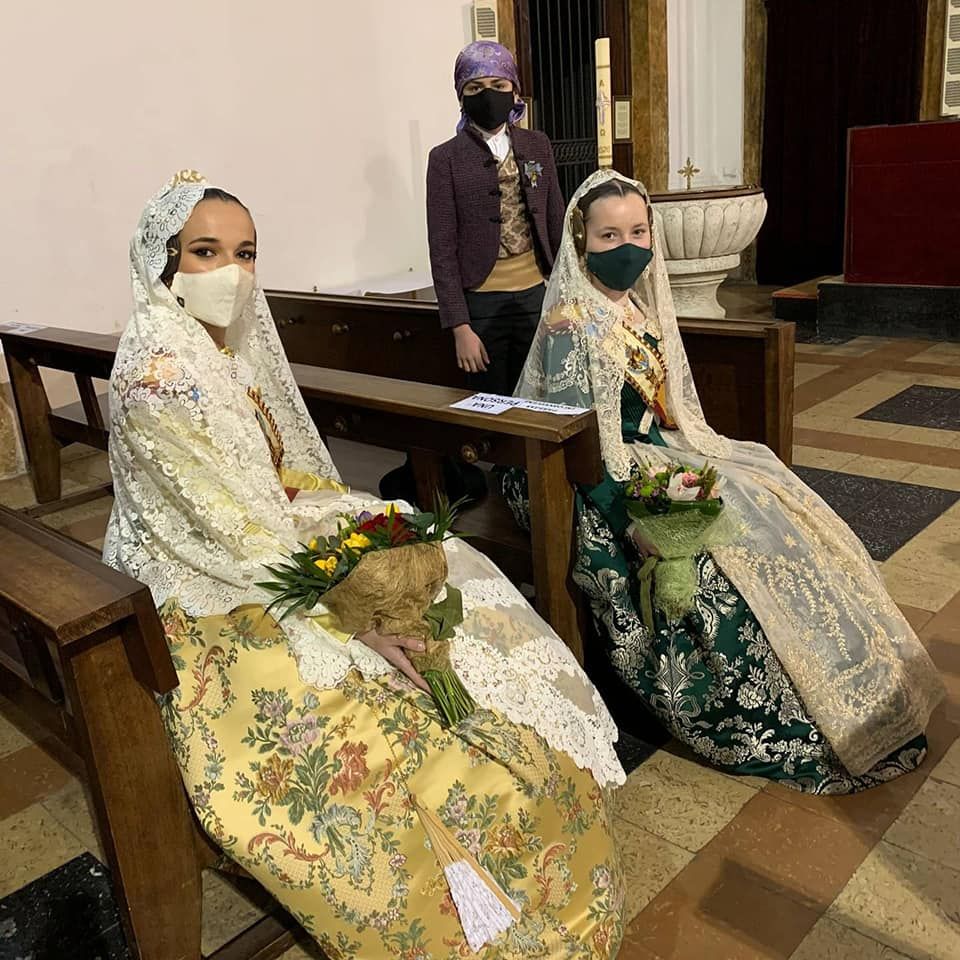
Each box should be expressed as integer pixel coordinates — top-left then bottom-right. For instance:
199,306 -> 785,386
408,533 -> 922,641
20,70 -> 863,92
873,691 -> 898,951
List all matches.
454,41 -> 526,131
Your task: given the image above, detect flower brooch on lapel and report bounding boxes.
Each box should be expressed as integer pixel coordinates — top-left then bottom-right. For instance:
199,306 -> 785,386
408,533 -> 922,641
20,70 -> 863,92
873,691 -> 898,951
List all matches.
524,160 -> 543,188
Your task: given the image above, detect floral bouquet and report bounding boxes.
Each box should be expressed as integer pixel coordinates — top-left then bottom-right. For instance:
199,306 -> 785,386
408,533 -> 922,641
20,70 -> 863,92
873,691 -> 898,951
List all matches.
257,498 -> 475,727
624,461 -> 739,627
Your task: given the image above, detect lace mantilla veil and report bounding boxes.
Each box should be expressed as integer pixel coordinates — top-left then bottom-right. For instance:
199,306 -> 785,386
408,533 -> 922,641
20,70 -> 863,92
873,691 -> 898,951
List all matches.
516,169 -> 944,776
103,171 -> 624,788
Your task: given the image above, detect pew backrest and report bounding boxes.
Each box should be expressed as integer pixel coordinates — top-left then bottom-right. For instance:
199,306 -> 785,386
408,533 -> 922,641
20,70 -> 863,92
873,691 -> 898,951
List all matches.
266,291 -> 795,461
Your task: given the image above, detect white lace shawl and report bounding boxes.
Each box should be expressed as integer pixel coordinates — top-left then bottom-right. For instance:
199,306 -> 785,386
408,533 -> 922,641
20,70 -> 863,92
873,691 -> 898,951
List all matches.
515,169 -> 944,776
102,171 -> 625,788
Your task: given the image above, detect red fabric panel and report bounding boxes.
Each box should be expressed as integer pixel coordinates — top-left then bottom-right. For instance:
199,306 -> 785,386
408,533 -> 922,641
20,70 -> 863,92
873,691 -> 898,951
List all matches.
845,120 -> 960,287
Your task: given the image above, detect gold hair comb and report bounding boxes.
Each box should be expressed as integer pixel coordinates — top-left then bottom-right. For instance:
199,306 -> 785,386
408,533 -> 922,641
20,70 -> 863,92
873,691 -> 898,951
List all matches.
169,169 -> 206,188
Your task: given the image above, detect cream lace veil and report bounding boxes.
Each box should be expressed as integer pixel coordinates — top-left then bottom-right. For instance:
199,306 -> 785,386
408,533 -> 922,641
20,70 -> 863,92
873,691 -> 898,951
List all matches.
104,170 -> 341,616
516,169 -> 944,775
103,171 -> 625,787
517,168 -> 731,476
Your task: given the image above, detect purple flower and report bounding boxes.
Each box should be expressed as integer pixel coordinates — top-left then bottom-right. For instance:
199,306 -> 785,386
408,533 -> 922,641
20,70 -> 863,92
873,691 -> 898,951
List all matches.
458,828 -> 483,858
264,698 -> 288,722
279,715 -> 319,756
445,796 -> 468,825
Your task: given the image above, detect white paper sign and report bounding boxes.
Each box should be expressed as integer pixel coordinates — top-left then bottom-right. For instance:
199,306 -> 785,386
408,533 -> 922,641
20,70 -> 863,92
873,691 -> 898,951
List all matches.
450,393 -> 588,417
449,394 -> 514,415
0,322 -> 45,335
514,398 -> 587,416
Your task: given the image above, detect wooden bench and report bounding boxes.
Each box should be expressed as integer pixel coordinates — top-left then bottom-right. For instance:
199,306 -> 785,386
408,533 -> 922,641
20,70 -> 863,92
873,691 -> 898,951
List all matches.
2,327 -> 116,515
266,291 -> 795,463
0,325 -> 602,661
0,300 -> 794,658
0,505 -> 302,960
0,293 -> 793,504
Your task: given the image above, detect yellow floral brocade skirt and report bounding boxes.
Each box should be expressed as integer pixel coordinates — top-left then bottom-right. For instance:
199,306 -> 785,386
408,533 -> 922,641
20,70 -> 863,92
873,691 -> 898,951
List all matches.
158,602 -> 624,959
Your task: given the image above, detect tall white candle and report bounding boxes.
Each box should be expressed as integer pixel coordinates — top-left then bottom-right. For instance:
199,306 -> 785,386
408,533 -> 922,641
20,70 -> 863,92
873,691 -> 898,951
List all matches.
596,37 -> 613,169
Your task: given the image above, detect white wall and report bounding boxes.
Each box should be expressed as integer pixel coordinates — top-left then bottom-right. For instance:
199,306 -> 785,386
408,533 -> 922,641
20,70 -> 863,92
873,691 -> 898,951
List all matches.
0,1 -> 472,408
667,0 -> 745,190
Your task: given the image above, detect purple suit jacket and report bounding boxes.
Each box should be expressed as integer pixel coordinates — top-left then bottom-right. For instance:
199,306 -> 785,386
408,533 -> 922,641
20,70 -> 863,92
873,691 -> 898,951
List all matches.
426,126 -> 565,329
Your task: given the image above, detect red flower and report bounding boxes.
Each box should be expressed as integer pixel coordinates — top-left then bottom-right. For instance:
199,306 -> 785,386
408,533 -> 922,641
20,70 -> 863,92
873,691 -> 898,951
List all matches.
329,741 -> 370,795
357,513 -> 416,546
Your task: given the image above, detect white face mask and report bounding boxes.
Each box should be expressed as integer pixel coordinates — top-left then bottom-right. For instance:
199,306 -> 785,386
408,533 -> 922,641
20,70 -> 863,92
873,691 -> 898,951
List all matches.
170,263 -> 255,329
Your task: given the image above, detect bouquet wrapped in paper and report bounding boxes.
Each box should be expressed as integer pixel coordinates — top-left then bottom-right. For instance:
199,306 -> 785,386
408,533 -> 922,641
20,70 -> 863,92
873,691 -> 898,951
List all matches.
625,461 -> 740,627
261,502 -> 530,949
257,499 -> 474,727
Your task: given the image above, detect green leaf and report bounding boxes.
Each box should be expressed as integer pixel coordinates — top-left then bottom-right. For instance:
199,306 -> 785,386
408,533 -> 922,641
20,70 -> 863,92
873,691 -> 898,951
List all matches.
424,584 -> 464,641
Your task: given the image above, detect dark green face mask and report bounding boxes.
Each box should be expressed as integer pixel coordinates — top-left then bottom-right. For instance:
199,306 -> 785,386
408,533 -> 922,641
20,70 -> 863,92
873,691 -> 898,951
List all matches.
586,242 -> 654,291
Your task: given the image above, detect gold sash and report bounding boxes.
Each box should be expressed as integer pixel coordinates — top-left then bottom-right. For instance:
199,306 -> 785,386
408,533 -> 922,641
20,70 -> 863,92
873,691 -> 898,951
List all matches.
599,316 -> 675,428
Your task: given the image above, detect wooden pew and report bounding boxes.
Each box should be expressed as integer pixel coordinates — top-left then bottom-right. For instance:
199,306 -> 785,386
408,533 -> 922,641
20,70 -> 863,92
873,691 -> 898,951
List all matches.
266,291 -> 795,463
0,297 -> 793,507
0,301 -> 793,658
2,327 -> 116,509
0,326 -> 602,661
0,505 -> 301,960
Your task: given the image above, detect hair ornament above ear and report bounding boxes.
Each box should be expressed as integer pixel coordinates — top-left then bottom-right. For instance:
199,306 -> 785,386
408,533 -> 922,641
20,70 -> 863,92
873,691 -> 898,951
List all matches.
571,206 -> 586,255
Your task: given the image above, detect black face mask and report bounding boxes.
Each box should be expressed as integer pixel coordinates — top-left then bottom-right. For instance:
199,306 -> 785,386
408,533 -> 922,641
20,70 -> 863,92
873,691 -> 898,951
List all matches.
586,242 -> 654,292
461,88 -> 515,131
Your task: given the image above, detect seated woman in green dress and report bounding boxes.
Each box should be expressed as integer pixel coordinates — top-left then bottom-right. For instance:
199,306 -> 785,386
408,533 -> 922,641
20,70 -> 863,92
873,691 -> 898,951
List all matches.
103,170 -> 626,959
505,169 -> 945,795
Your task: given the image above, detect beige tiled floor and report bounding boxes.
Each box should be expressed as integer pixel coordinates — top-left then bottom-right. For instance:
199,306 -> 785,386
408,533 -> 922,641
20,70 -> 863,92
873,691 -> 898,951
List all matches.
826,842 -> 960,960
794,361 -> 840,386
614,818 -> 694,923
883,778 -> 960,872
613,752 -> 757,854
790,916 -> 915,960
0,804 -> 87,899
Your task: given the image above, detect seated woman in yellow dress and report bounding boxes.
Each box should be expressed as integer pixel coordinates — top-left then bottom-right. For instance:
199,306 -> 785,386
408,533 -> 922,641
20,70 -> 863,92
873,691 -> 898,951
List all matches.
505,169 -> 944,795
103,170 -> 626,959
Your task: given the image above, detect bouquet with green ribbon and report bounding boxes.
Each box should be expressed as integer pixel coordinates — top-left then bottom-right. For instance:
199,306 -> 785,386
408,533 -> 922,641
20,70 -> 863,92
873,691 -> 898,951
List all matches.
256,497 -> 475,727
625,461 -> 740,629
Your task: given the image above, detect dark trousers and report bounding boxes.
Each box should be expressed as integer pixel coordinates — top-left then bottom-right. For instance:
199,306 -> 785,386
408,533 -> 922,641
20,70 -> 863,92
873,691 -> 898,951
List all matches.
463,283 -> 545,396
379,283 -> 545,506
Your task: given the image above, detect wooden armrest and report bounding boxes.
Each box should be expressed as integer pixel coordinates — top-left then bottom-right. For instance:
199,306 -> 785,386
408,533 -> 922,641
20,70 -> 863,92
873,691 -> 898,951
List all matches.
0,505 -> 175,694
293,365 -> 604,486
290,364 -> 598,443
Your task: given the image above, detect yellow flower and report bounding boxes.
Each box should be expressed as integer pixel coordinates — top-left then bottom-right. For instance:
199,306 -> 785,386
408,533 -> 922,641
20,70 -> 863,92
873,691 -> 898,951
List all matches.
255,754 -> 294,804
340,532 -> 371,552
385,503 -> 399,517
314,556 -> 338,576
308,538 -> 319,551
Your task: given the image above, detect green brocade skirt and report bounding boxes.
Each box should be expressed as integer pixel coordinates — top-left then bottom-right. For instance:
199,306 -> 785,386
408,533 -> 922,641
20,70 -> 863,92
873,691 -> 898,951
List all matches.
500,469 -> 926,796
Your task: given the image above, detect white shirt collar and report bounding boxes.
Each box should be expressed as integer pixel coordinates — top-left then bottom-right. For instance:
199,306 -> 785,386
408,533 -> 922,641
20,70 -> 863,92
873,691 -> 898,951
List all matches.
475,124 -> 510,163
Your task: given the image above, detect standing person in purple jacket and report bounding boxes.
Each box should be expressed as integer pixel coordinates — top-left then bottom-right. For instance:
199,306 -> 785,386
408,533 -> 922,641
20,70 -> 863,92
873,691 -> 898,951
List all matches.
381,41 -> 565,506
427,40 -> 565,396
